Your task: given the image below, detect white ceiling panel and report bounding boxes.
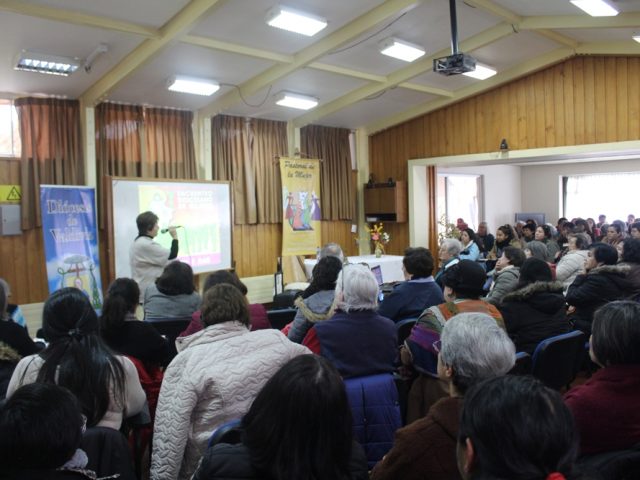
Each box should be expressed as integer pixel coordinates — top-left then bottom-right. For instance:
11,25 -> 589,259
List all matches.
0,12 -> 144,97
190,0 -> 386,55
21,0 -> 190,28
316,87 -> 437,129
555,28 -> 639,43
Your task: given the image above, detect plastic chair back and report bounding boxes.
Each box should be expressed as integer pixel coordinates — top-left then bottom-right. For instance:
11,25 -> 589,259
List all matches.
266,308 -> 297,330
531,330 -> 586,389
207,418 -> 242,448
578,444 -> 640,480
145,317 -> 192,359
509,351 -> 532,375
395,318 -> 418,347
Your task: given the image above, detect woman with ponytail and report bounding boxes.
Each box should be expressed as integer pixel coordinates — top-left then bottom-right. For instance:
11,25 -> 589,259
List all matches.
6,287 -> 145,429
100,278 -> 171,368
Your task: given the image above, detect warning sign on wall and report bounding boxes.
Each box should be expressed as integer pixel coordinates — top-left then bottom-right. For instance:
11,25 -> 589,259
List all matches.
0,185 -> 21,203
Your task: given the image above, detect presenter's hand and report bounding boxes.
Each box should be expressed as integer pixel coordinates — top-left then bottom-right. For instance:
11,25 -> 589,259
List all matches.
168,227 -> 178,239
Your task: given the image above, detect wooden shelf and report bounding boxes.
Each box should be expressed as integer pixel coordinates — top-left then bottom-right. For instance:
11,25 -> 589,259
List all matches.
363,181 -> 407,223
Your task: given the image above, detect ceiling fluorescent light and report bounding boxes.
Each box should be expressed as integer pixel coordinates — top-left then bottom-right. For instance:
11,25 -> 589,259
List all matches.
266,5 -> 327,36
167,76 -> 219,96
633,34 -> 640,44
463,64 -> 497,80
275,92 -> 318,110
379,38 -> 425,62
15,51 -> 80,76
570,0 -> 618,17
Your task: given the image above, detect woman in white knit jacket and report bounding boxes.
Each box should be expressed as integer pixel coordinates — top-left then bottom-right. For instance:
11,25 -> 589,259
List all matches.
555,233 -> 590,293
151,283 -> 310,480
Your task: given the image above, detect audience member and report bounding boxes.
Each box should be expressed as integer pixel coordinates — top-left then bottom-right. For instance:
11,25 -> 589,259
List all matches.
565,301 -> 640,455
7,287 -> 145,429
100,278 -> 171,368
457,376 -> 579,480
476,222 -> 494,254
193,355 -> 368,480
596,214 -> 607,229
573,218 -> 594,242
0,282 -> 41,359
565,243 -> 631,335
302,264 -> 396,378
378,247 -> 444,323
371,313 -> 514,480
499,258 -> 570,355
555,233 -> 590,293
487,225 -> 520,263
459,228 -> 481,261
179,270 -> 270,338
535,224 -> 560,262
485,246 -> 525,305
0,278 -> 27,331
434,238 -> 462,289
604,222 -> 624,247
0,383 -> 96,480
318,242 -> 345,263
403,260 -> 503,422
524,240 -> 550,262
630,221 -> 640,239
152,284 -> 309,480
621,237 -> 640,299
521,223 -> 536,243
587,217 -> 599,238
143,261 -> 201,319
288,256 -> 342,342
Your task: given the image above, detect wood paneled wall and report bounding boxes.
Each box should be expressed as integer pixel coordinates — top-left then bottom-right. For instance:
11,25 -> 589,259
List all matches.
369,56 -> 640,252
0,158 -> 48,305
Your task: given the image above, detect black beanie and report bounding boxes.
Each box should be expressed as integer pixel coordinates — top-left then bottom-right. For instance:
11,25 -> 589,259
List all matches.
442,260 -> 487,298
519,257 -> 552,285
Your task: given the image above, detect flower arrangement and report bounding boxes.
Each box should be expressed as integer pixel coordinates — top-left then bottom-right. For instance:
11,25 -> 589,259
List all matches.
366,222 -> 391,257
438,214 -> 461,244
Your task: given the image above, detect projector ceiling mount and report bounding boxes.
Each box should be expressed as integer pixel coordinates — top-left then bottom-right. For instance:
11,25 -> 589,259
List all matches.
433,0 -> 477,76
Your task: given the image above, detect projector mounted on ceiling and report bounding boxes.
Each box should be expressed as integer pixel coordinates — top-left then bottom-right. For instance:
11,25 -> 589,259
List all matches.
434,53 -> 476,76
433,0 -> 477,76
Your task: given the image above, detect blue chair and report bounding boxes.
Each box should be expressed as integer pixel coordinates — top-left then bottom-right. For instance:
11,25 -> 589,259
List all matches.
395,318 -> 418,347
531,330 -> 587,390
344,373 -> 402,469
509,351 -> 532,375
207,418 -> 242,448
145,316 -> 192,360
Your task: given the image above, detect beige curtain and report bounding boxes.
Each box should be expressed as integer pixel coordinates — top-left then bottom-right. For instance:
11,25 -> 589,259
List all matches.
250,118 -> 287,223
15,97 -> 84,229
427,166 -> 439,269
211,115 -> 287,224
95,103 -> 143,227
144,107 -> 197,179
300,125 -> 354,221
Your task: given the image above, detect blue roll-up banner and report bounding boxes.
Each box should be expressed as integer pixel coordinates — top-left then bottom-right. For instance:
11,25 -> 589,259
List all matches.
40,185 -> 103,310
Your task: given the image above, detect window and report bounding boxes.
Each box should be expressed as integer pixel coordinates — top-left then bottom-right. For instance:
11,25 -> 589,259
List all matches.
564,172 -> 640,221
437,173 -> 481,233
0,99 -> 21,158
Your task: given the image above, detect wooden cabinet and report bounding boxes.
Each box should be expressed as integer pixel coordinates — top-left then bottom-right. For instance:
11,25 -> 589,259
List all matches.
363,180 -> 407,223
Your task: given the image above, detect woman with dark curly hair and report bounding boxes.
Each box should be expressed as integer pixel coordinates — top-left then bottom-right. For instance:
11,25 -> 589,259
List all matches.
459,228 -> 481,262
143,261 -> 201,319
486,225 -> 520,265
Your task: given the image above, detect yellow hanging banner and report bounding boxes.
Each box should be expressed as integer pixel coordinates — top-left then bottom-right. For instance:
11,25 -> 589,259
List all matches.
0,185 -> 21,203
280,158 -> 322,256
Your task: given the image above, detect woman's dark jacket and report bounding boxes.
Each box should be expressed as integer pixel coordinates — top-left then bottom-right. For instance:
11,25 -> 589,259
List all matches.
565,264 -> 632,335
498,281 -> 571,355
193,441 -> 369,480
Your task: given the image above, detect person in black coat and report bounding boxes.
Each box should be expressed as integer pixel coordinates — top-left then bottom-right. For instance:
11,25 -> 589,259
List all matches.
499,258 -> 571,355
99,278 -> 171,368
565,243 -> 632,335
0,282 -> 41,359
193,355 -> 368,480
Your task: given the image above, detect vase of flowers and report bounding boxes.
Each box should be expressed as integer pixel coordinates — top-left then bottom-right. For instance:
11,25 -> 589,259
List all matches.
366,223 -> 391,258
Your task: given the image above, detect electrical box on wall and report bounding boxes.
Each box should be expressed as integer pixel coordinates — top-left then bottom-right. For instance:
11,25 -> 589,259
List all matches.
0,205 -> 21,235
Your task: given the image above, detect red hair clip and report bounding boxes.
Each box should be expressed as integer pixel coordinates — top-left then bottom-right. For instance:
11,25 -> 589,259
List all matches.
547,473 -> 565,480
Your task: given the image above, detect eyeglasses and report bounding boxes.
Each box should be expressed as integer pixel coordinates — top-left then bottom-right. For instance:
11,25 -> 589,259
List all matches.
432,339 -> 442,354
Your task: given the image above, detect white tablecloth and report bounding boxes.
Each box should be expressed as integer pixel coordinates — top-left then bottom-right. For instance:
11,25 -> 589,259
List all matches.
304,254 -> 405,284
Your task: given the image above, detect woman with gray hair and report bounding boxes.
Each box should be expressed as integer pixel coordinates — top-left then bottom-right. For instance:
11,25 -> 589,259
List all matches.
302,264 -> 397,378
555,232 -> 590,293
371,312 -> 515,480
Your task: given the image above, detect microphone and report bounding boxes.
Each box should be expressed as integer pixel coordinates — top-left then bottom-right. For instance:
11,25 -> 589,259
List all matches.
161,226 -> 182,234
